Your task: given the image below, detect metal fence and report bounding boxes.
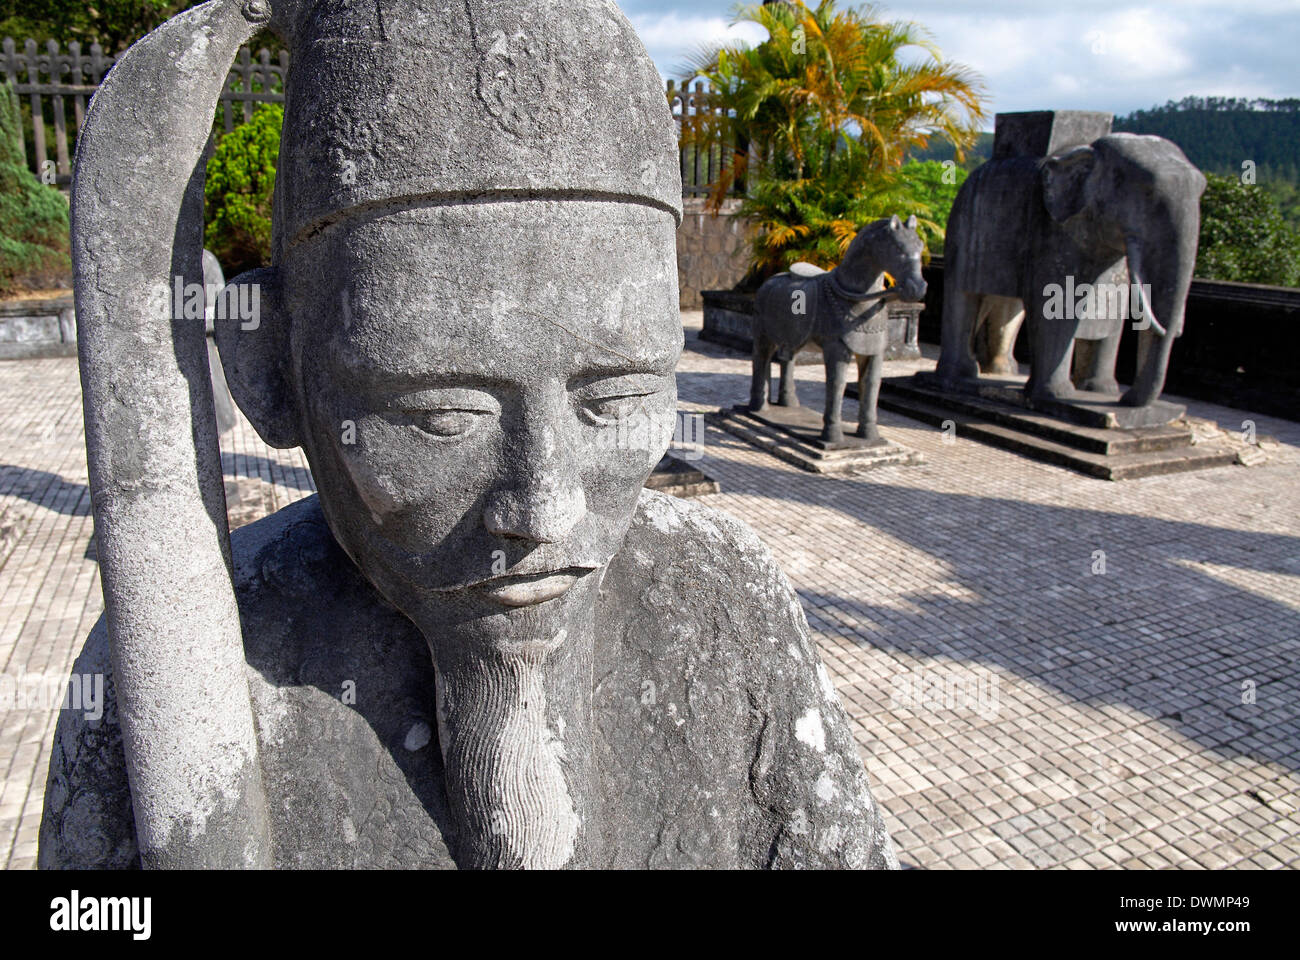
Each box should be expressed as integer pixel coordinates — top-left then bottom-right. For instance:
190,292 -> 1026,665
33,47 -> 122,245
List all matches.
3,38 -> 735,195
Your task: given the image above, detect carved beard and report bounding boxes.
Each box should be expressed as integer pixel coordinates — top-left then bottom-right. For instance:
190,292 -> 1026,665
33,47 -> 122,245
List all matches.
426,598 -> 596,869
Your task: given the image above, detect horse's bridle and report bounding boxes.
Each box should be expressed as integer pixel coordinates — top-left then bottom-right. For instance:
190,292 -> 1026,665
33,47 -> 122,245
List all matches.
826,269 -> 902,305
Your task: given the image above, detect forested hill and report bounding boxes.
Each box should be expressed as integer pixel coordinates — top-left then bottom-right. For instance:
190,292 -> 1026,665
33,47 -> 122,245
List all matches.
913,98 -> 1299,179
1113,97 -> 1300,182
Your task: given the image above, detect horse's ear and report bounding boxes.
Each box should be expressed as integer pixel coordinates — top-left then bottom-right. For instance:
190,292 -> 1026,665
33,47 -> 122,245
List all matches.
906,214 -> 918,230
890,214 -> 901,229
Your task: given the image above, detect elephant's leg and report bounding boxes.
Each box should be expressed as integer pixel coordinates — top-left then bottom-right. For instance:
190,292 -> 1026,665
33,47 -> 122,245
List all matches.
750,334 -> 776,412
777,354 -> 799,407
935,291 -> 982,384
1026,305 -> 1077,403
1122,328 -> 1175,407
856,353 -> 882,441
821,348 -> 850,443
1077,331 -> 1120,395
980,296 -> 1026,376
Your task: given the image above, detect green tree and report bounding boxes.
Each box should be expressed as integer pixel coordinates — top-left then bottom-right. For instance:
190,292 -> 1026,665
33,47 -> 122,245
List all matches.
204,103 -> 281,275
0,81 -> 70,296
678,0 -> 985,279
1196,172 -> 1300,287
0,1 -> 188,52
898,159 -> 967,254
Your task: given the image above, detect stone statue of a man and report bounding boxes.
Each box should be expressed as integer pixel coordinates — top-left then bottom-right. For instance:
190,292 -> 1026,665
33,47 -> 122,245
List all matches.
40,0 -> 898,869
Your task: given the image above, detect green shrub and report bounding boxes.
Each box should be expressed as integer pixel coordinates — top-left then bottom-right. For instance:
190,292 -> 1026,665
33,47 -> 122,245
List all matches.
1196,172 -> 1300,287
0,81 -> 71,297
205,103 -> 282,276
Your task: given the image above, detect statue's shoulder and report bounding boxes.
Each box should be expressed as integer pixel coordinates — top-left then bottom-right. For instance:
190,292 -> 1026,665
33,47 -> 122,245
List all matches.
599,491 -> 898,869
38,496 -> 399,870
621,488 -> 807,624
614,489 -> 837,699
228,494 -> 349,596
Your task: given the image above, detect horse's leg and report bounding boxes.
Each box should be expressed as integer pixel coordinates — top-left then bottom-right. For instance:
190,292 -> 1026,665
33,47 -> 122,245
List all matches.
750,332 -> 775,412
821,345 -> 849,443
777,352 -> 799,407
856,352 -> 882,441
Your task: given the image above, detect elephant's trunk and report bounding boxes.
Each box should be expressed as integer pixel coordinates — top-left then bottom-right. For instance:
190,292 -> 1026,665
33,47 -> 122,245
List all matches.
1121,206 -> 1199,407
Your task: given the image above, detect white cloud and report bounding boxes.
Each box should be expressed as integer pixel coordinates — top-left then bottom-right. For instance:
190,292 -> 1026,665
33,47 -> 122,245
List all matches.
628,12 -> 768,79
619,0 -> 1300,121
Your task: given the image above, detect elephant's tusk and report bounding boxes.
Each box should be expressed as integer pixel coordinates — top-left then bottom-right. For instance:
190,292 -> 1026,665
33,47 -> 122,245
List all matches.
1125,240 -> 1169,337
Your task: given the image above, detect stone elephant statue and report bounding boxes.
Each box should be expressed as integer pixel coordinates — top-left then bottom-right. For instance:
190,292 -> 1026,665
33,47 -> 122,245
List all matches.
935,121 -> 1206,409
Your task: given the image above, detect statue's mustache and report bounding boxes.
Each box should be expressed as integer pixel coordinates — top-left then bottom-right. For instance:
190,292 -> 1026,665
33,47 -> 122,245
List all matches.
358,524 -> 609,593
435,563 -> 601,593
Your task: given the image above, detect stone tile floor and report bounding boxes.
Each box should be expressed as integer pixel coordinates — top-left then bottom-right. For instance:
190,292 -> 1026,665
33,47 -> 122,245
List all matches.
2,313 -> 1298,869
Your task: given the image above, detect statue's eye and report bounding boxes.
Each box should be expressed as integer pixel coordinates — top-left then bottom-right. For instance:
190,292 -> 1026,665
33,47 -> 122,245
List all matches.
389,388 -> 500,439
574,373 -> 672,426
582,394 -> 649,424
409,409 -> 486,438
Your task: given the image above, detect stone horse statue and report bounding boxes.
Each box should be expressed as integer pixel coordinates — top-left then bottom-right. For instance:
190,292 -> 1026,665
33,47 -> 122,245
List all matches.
751,215 -> 927,443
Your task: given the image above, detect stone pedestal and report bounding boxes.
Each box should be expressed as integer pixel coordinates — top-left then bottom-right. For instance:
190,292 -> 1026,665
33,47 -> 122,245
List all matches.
710,404 -> 922,474
645,454 -> 720,498
912,371 -> 1187,429
880,374 -> 1235,480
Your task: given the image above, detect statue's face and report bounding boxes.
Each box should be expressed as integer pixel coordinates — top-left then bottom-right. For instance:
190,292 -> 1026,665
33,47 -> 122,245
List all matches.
285,201 -> 681,642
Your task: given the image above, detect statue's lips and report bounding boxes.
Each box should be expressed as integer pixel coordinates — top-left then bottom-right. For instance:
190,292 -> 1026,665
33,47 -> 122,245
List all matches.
470,566 -> 596,606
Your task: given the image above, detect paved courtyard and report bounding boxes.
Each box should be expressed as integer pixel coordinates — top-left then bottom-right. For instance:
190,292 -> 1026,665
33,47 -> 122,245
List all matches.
2,313 -> 1298,869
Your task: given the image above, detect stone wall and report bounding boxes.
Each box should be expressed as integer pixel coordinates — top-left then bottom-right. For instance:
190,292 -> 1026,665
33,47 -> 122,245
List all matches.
676,197 -> 750,308
0,293 -> 76,360
916,257 -> 1300,422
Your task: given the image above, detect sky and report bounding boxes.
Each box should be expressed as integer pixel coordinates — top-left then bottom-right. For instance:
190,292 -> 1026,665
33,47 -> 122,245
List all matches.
620,0 -> 1300,127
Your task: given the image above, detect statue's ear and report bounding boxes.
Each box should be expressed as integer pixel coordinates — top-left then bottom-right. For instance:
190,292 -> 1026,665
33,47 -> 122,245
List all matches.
890,213 -> 902,229
1041,146 -> 1097,222
905,214 -> 918,230
213,266 -> 300,448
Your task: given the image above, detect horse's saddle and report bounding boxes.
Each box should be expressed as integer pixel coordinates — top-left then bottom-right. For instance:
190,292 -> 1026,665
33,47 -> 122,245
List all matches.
789,261 -> 826,279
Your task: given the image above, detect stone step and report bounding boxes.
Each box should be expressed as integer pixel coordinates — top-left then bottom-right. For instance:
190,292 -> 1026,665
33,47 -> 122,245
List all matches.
879,378 -> 1193,455
645,454 -> 720,498
876,388 -> 1237,480
708,407 -> 923,475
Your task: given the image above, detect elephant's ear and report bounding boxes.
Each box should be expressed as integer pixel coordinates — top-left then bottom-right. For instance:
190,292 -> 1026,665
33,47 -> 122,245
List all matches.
1041,146 -> 1097,222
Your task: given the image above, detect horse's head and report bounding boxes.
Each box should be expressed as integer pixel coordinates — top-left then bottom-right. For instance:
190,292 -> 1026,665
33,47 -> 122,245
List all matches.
842,215 -> 927,303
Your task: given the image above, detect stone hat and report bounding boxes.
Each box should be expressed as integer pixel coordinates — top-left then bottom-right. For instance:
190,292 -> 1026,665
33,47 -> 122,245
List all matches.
272,0 -> 683,254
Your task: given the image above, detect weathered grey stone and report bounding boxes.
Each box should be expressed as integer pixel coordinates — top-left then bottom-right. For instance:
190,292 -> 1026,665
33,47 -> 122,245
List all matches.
43,491 -> 896,868
934,111 -> 1206,412
64,0 -> 275,869
42,0 -> 897,870
749,215 -> 927,444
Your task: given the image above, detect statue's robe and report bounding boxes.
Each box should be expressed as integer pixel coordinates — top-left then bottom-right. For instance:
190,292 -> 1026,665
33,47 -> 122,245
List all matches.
39,491 -> 897,869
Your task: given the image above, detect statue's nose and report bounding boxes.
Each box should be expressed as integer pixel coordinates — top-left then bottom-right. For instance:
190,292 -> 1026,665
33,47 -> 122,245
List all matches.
483,399 -> 587,544
484,473 -> 587,543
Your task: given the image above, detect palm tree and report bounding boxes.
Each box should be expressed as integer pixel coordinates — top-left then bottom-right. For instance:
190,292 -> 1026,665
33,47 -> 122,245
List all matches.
677,0 -> 987,277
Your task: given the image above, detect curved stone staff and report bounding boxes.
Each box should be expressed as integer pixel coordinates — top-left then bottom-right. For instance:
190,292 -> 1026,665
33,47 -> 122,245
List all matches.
71,0 -> 274,867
